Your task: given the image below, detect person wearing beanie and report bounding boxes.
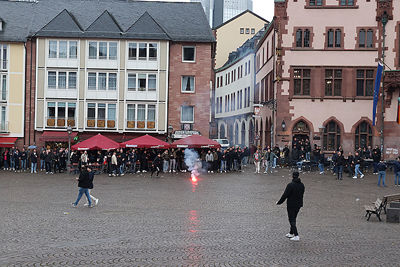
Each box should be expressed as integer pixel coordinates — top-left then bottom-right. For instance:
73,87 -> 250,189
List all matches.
276,171 -> 305,241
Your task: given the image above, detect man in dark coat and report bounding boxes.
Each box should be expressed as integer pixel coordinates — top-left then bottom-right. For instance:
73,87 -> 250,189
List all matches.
276,171 -> 305,241
72,167 -> 93,207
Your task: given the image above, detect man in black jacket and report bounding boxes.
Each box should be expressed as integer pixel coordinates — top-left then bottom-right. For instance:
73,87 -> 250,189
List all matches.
72,166 -> 93,208
277,171 -> 305,241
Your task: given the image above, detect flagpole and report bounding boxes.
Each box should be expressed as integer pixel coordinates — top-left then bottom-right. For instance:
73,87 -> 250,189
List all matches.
380,12 -> 388,159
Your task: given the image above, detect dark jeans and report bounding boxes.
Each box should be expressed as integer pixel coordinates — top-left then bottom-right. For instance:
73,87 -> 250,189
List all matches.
287,207 -> 301,236
373,162 -> 378,173
45,162 -> 52,173
336,165 -> 343,180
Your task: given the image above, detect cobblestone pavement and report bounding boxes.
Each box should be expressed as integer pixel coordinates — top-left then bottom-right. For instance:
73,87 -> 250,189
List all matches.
0,167 -> 399,266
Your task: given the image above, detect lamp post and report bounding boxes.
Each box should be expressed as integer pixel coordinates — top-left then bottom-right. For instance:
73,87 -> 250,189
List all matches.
67,125 -> 72,173
281,120 -> 286,131
380,11 -> 388,157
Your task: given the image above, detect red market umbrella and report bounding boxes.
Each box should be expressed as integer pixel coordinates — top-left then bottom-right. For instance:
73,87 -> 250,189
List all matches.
120,134 -> 170,149
171,134 -> 221,149
71,133 -> 120,150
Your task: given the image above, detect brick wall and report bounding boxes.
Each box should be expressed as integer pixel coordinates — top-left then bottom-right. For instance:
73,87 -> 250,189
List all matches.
168,42 -> 213,137
24,38 -> 38,148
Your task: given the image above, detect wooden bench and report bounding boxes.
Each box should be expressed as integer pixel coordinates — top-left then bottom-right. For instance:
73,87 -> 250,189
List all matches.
364,198 -> 383,221
382,193 -> 400,214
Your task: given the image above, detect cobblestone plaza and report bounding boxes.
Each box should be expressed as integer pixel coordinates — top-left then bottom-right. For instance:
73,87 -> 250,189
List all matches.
0,168 -> 399,266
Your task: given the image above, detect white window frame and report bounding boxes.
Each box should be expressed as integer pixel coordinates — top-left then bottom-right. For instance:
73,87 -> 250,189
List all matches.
88,41 -> 118,60
126,103 -> 157,130
182,46 -> 196,63
127,72 -> 157,92
46,102 -> 77,128
86,102 -> 117,128
47,70 -> 78,90
127,42 -> 158,61
87,72 -> 118,91
0,73 -> 7,101
181,76 -> 195,93
180,105 -> 194,123
48,40 -> 78,59
0,44 -> 8,70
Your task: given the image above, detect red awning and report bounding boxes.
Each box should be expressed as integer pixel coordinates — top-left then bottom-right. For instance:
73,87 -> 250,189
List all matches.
121,134 -> 170,149
40,131 -> 77,142
0,137 -> 18,148
171,135 -> 221,149
71,133 -> 120,151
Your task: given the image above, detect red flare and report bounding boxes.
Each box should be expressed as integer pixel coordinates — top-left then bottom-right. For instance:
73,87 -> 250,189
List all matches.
191,174 -> 198,183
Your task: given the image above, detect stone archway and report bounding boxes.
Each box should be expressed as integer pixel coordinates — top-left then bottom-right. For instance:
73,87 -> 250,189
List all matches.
241,121 -> 246,146
219,124 -> 226,139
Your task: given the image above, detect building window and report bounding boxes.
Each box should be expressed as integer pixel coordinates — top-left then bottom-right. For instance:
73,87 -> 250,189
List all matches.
355,121 -> 372,149
86,103 -> 117,128
309,0 -> 323,6
325,69 -> 342,96
296,29 -> 311,48
359,29 -> 373,48
182,46 -> 195,62
0,106 -> 6,132
245,28 -> 250,34
87,72 -> 117,91
181,105 -> 194,123
88,41 -> 118,60
48,40 -> 77,59
251,28 -> 255,34
1,74 -> 6,101
356,69 -> 374,96
323,121 -> 341,151
47,71 -> 77,89
339,0 -> 354,6
240,28 -> 244,34
0,44 -> 7,70
128,42 -> 159,61
127,73 -> 157,92
293,69 -> 311,95
327,29 -> 342,48
181,76 -> 195,92
46,102 -> 76,128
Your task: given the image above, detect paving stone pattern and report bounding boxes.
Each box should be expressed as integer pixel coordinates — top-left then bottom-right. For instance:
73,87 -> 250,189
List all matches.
0,168 -> 399,266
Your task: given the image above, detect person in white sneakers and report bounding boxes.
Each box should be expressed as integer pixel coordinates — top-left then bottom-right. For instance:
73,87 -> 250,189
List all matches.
276,171 -> 305,241
85,166 -> 99,206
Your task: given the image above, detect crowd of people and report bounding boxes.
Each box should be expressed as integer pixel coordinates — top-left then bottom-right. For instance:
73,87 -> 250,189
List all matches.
1,142 -> 399,187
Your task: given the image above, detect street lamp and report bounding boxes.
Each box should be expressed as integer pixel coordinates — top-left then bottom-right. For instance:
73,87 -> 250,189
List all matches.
67,125 -> 72,173
380,11 -> 389,157
281,120 -> 286,131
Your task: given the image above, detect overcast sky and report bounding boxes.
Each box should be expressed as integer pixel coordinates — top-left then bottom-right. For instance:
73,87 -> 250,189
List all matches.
143,0 -> 274,21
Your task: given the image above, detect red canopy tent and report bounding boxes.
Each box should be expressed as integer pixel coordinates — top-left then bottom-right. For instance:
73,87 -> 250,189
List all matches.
120,134 -> 170,149
171,134 -> 221,148
71,133 -> 120,150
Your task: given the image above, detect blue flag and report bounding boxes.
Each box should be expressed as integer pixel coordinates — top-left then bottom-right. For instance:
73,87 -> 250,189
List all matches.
372,62 -> 383,126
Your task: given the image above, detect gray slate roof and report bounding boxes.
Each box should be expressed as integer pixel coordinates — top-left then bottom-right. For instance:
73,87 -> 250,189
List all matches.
0,0 -> 215,42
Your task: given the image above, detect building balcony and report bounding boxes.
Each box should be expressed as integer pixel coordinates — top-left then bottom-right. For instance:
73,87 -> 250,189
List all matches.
0,121 -> 9,133
86,119 -> 117,129
46,117 -> 76,128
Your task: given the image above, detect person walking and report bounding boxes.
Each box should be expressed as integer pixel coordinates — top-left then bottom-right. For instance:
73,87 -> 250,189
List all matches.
253,149 -> 261,174
353,152 -> 364,179
72,166 -> 93,208
205,150 -> 214,173
276,171 -> 305,241
151,153 -> 162,177
85,166 -> 99,206
335,151 -> 344,180
318,150 -> 325,175
377,160 -> 387,187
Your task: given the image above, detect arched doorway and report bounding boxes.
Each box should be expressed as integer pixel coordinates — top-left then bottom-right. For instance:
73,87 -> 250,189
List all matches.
234,123 -> 239,145
219,124 -> 226,139
355,121 -> 372,149
292,120 -> 310,146
228,124 -> 233,145
241,121 -> 246,146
